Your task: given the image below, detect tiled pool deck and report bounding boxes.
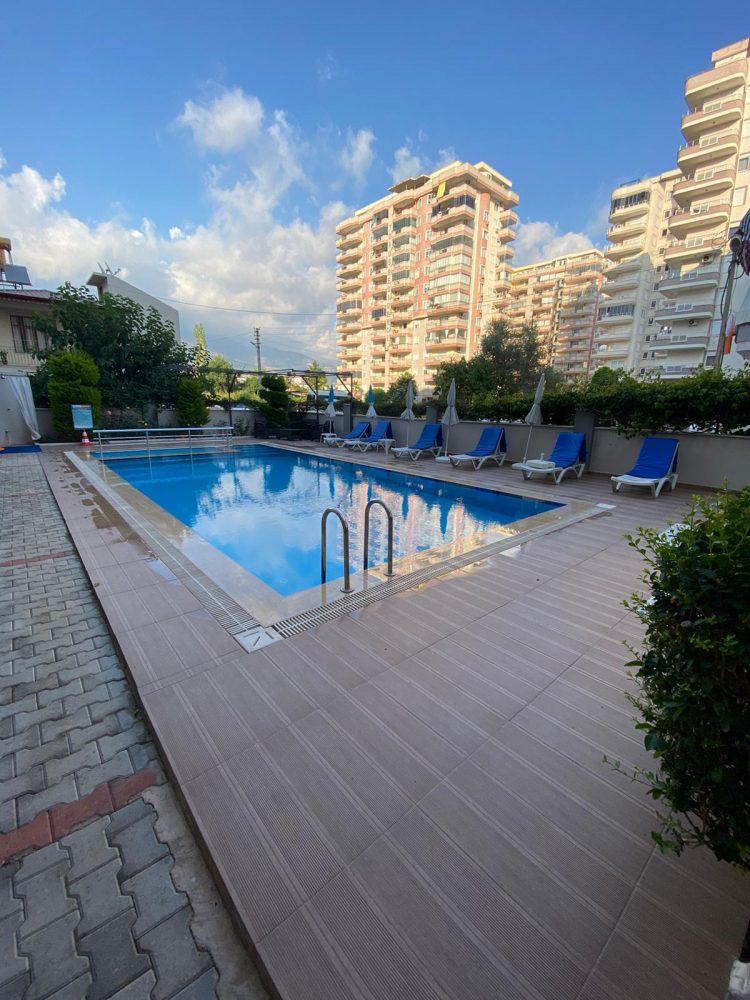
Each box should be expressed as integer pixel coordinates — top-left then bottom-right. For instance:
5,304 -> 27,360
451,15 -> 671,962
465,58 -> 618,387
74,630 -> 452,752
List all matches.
32,444 -> 750,999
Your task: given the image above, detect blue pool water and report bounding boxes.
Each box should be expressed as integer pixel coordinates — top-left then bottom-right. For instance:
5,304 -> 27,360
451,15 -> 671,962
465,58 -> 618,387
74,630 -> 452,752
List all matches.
105,445 -> 561,596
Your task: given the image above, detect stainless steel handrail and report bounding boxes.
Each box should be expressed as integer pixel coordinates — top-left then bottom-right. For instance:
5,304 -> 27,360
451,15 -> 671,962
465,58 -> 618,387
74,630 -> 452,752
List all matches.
92,426 -> 233,459
321,508 -> 353,593
363,499 -> 394,576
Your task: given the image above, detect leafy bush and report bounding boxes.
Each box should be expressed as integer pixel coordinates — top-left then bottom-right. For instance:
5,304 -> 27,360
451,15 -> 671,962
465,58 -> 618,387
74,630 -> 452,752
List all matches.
449,367 -> 750,435
256,374 -> 290,426
175,378 -> 209,426
46,350 -> 101,439
619,488 -> 750,871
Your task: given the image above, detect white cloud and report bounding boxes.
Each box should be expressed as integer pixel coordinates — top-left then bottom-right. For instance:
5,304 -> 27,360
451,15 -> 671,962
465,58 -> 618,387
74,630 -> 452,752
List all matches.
316,51 -> 339,83
0,153 -> 347,366
340,128 -> 375,184
176,88 -> 264,153
389,139 -> 460,185
513,220 -> 595,265
0,150 -> 6,170
390,144 -> 423,184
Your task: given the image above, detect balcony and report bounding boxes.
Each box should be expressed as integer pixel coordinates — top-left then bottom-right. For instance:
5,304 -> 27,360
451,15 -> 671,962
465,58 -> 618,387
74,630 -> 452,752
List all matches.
598,304 -> 636,326
645,334 -> 709,352
653,301 -> 714,323
677,128 -> 740,169
606,219 -> 647,242
566,268 -> 602,285
668,201 -> 730,235
391,272 -> 415,291
339,262 -> 362,280
603,272 -> 640,294
672,166 -> 735,203
495,226 -> 516,243
664,236 -> 721,265
336,247 -> 363,266
603,257 -> 642,279
649,364 -> 702,379
658,268 -> 720,297
609,198 -> 650,223
390,341 -> 411,355
336,232 -> 363,252
681,97 -> 744,138
684,61 -> 746,103
605,238 -> 645,261
425,334 -> 467,350
593,344 -> 630,360
431,204 -> 475,230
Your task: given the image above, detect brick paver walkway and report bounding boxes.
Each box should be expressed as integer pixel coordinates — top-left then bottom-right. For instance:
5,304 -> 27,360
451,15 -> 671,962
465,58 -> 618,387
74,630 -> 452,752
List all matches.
1,454 -> 262,998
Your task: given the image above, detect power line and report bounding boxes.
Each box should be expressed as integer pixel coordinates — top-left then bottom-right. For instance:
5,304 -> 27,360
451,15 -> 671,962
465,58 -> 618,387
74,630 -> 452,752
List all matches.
161,295 -> 336,317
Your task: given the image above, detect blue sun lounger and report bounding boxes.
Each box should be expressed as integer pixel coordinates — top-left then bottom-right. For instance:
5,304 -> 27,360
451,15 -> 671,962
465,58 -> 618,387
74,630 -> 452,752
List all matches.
512,431 -> 587,484
446,426 -> 507,470
391,423 -> 443,460
334,421 -> 371,447
612,437 -> 679,496
353,420 -> 394,452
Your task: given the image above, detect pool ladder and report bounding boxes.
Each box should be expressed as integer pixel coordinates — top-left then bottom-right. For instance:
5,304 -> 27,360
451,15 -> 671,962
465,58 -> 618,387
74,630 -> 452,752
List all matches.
321,500 -> 394,593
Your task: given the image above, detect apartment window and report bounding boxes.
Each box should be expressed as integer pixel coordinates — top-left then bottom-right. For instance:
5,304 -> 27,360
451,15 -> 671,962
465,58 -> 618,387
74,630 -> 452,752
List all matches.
10,316 -> 48,354
739,157 -> 750,171
732,186 -> 747,206
483,210 -> 489,222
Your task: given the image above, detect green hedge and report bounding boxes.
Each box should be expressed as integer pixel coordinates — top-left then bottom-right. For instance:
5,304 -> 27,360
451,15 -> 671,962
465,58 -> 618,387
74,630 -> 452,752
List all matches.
46,350 -> 101,439
477,368 -> 750,436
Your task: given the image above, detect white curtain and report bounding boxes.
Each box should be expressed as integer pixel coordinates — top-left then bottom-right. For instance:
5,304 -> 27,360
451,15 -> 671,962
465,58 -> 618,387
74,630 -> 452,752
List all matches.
7,375 -> 41,441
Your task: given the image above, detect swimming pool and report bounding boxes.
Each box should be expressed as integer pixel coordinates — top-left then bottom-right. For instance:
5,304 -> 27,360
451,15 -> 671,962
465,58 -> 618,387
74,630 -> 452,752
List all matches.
101,444 -> 561,597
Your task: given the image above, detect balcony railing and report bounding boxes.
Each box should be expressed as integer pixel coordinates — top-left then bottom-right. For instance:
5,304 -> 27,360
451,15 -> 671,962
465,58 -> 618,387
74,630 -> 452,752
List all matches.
0,349 -> 41,368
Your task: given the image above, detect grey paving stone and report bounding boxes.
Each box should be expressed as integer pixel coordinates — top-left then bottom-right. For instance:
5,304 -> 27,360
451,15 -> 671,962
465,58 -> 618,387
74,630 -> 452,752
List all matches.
109,810 -> 168,880
45,973 -> 93,999
0,694 -> 37,721
108,970 -> 157,999
38,679 -> 84,708
63,817 -> 119,882
0,910 -> 28,992
138,907 -> 212,1000
41,707 -> 90,743
16,842 -> 67,882
0,798 -> 15,837
68,714 -> 120,752
98,723 -> 148,762
70,857 -> 131,935
106,797 -> 151,838
122,856 -> 187,938
0,970 -> 30,1000
62,684 -> 111,716
90,692 -> 134,723
17,774 -> 78,826
0,726 -> 40,760
0,864 -> 21,920
77,748 -> 133,796
46,743 -> 101,784
77,908 -> 151,1000
170,967 -> 219,999
13,701 -> 65,732
16,860 -> 76,939
18,911 -> 89,1000
15,735 -> 69,772
0,767 -> 44,806
82,666 -> 123,692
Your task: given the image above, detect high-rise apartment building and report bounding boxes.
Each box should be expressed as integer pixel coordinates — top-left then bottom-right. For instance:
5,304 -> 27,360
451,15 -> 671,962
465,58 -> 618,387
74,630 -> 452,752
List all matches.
594,171 -> 680,375
508,249 -> 605,381
335,161 -> 518,391
598,38 -> 750,378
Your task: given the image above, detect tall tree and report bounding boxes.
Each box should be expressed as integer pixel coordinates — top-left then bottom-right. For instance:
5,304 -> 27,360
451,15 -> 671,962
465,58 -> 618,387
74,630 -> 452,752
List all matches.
193,323 -> 209,368
34,283 -> 199,410
432,319 -> 558,412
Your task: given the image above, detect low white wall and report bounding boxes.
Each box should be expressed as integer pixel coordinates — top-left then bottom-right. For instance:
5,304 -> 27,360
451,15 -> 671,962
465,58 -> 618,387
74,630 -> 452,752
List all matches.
360,416 -> 750,491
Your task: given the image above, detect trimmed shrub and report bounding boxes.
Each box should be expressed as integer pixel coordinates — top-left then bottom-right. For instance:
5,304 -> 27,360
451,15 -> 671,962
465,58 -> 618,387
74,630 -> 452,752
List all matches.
256,374 -> 290,426
46,350 -> 101,439
175,378 -> 209,426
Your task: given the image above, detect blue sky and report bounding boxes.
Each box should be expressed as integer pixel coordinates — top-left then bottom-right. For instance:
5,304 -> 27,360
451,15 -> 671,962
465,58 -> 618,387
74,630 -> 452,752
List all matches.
2,1 -> 748,367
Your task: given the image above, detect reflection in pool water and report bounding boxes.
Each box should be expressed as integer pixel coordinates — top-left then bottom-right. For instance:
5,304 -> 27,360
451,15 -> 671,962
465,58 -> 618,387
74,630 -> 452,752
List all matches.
105,445 -> 561,596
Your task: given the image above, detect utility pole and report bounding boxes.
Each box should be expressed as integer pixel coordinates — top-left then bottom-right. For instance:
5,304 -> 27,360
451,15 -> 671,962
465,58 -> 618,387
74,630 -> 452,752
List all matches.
250,327 -> 262,374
